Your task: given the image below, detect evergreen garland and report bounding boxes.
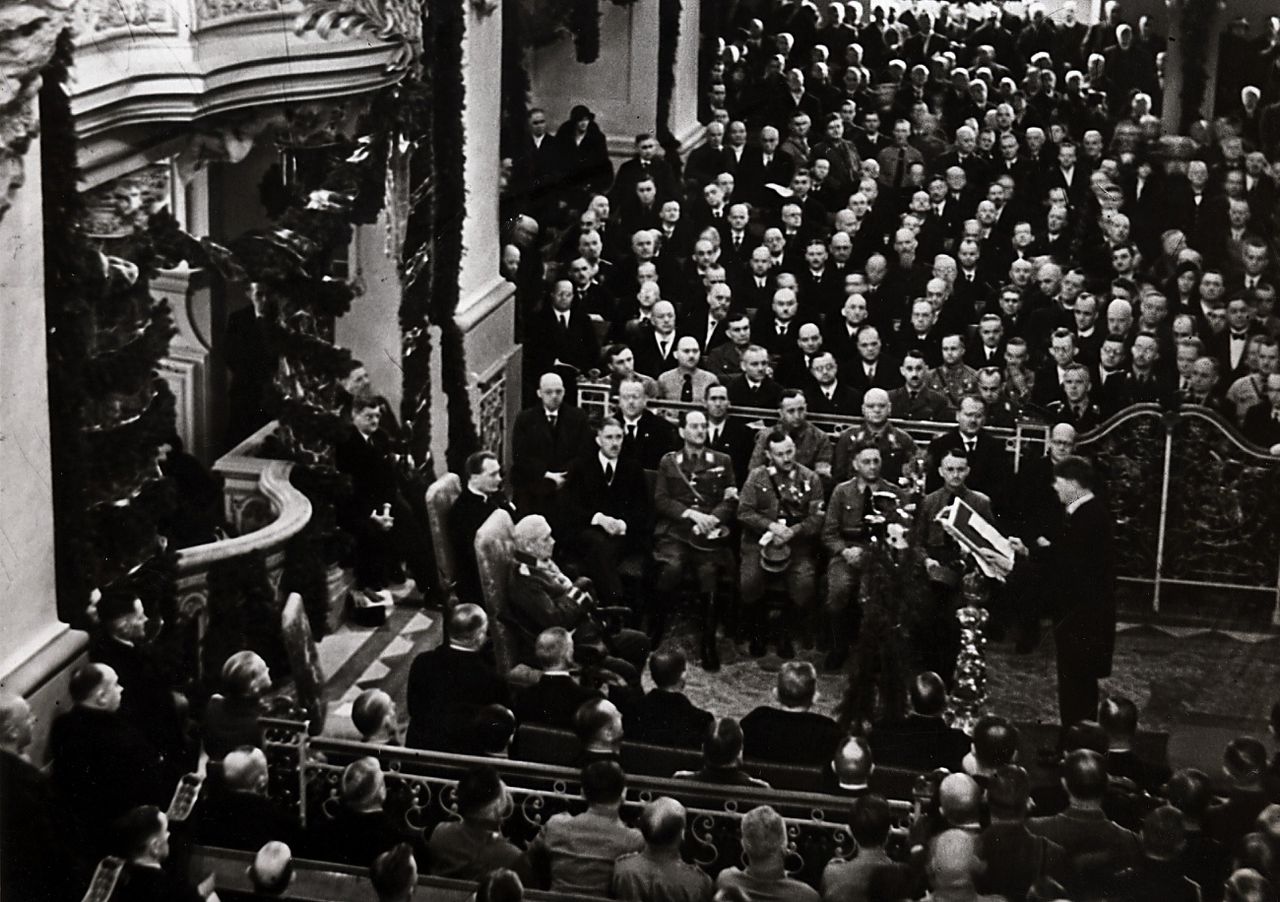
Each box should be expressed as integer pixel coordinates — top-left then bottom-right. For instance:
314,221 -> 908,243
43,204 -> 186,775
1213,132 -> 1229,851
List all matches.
1177,0 -> 1220,131
40,29 -> 180,629
656,0 -> 683,144
570,0 -> 601,63
501,0 -> 533,149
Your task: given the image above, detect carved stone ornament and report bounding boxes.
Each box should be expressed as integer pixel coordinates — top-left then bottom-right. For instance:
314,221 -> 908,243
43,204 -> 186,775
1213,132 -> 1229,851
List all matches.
72,0 -> 176,42
80,162 -> 174,239
0,0 -> 75,225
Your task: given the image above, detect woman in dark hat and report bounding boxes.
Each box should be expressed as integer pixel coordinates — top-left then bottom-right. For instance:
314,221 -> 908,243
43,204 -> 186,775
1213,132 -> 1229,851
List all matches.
553,104 -> 613,214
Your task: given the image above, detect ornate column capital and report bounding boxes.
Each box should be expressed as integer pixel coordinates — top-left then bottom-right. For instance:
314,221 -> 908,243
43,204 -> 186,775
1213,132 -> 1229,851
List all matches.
0,0 -> 75,224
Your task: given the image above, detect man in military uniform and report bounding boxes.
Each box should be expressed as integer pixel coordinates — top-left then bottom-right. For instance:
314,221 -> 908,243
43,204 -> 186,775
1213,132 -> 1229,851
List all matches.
653,409 -> 739,670
738,431 -> 826,660
831,388 -> 920,486
927,334 -> 980,408
1045,363 -> 1103,432
821,443 -> 908,671
975,367 -> 1021,428
889,348 -> 957,421
747,389 -> 834,480
912,447 -> 996,683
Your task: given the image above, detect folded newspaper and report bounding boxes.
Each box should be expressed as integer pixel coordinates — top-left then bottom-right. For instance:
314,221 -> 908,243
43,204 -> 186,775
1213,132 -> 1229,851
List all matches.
937,497 -> 1015,581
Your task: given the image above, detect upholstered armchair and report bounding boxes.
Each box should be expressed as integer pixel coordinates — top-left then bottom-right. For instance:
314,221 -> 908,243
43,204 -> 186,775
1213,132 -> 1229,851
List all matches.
424,473 -> 462,606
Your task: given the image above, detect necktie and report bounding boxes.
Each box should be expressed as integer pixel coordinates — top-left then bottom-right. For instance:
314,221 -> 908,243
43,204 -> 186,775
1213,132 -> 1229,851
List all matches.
605,463 -> 614,484
548,414 -> 558,433
862,483 -> 874,514
1180,376 -> 1190,392
710,426 -> 720,445
894,148 -> 906,187
681,374 -> 694,402
660,339 -> 671,359
559,313 -> 569,329
627,424 -> 637,441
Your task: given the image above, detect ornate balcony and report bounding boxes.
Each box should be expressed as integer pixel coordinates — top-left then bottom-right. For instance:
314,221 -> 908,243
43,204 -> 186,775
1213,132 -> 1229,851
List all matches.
68,0 -> 408,140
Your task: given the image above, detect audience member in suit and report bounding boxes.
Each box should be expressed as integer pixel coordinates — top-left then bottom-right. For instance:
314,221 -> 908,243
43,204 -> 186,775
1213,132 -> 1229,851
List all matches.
1210,294 -> 1265,384
976,765 -> 1072,900
0,693 -> 84,902
1100,334 -> 1175,416
307,757 -> 427,869
407,605 -> 511,750
448,451 -> 517,607
559,417 -> 653,608
1205,737 -> 1273,853
821,795 -> 903,901
334,395 -> 437,594
1100,696 -> 1172,797
110,805 -> 211,902
705,312 -> 753,378
611,133 -> 681,207
727,345 -> 786,409
715,806 -> 822,902
427,765 -> 528,882
1104,806 -> 1204,902
741,662 -> 844,768
525,280 -> 601,397
674,717 -> 770,787
869,672 -> 971,772
705,382 -> 755,487
1027,750 -> 1141,899
510,373 -> 592,516
1165,768 -> 1233,901
88,592 -> 190,770
196,747 -> 298,851
513,628 -> 602,730
223,293 -> 279,446
805,351 -> 860,415
1243,373 -> 1280,448
752,287 -> 806,359
821,735 -> 877,799
48,664 -> 170,846
632,300 -> 682,378
617,376 -> 680,470
846,324 -> 906,397
625,650 -> 714,749
924,395 -> 1014,510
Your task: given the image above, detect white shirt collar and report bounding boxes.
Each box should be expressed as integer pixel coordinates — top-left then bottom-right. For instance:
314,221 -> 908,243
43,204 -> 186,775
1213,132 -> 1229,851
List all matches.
1065,491 -> 1095,516
598,451 -> 616,470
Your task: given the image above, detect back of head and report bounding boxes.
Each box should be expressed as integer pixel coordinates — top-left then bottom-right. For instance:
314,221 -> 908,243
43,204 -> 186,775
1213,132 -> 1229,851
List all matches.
534,627 -> 572,670
986,765 -> 1032,821
456,764 -> 504,819
929,828 -> 980,891
581,760 -> 626,806
649,649 -> 687,690
250,841 -> 294,895
639,797 -> 686,848
740,805 -> 785,862
1224,736 -> 1268,785
1098,696 -> 1139,740
68,663 -> 108,704
776,661 -> 817,708
1141,805 -> 1186,861
1062,748 -> 1108,801
833,736 -> 874,785
911,671 -> 948,716
352,689 -> 394,739
1166,768 -> 1214,819
471,704 -> 517,756
572,697 -> 619,746
848,794 -> 892,848
1225,869 -> 1279,902
1061,720 -> 1108,754
112,805 -> 165,860
222,746 -> 269,794
703,717 -> 745,768
341,756 -> 385,811
939,773 -> 982,826
972,715 -> 1019,769
449,603 -> 489,647
221,650 -> 268,699
370,842 -> 417,901
477,868 -> 525,902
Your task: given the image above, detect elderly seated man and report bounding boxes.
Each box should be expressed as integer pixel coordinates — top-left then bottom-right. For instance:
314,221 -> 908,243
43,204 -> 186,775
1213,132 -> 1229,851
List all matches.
612,797 -> 713,902
503,514 -> 650,673
715,805 -> 820,901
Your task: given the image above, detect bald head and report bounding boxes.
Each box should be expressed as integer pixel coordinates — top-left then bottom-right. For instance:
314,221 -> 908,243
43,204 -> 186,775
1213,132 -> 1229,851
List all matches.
223,747 -> 270,794
929,829 -> 982,890
0,693 -> 32,755
249,841 -> 294,895
833,736 -> 874,785
512,514 -> 553,556
939,773 -> 983,826
863,387 -> 889,406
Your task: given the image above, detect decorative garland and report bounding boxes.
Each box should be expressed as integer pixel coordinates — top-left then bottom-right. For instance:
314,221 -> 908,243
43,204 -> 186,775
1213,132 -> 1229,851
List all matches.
570,0 -> 601,63
40,29 -> 180,629
501,0 -> 533,154
1177,0 -> 1222,131
656,0 -> 683,145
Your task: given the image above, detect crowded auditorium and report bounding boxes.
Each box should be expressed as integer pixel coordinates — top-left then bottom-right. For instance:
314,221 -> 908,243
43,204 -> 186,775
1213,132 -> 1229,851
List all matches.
6,0 -> 1280,899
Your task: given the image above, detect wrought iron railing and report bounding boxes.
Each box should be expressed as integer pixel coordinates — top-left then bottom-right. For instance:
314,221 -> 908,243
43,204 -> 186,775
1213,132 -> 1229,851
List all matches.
579,384 -> 1280,626
259,719 -> 912,887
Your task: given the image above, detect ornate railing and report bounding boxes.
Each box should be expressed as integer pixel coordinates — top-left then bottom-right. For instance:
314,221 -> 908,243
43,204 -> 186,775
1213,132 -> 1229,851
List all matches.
171,425 -> 312,680
260,721 -> 912,887
579,384 -> 1280,627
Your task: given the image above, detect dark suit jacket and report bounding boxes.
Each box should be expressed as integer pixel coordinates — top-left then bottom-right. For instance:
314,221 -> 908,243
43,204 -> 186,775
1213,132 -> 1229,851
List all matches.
620,410 -> 680,471
196,787 -> 299,851
223,305 -> 278,443
868,713 -> 971,772
111,862 -> 204,902
1100,368 -> 1174,417
925,429 -> 1014,513
526,306 -> 601,379
1,749 -> 83,899
1046,495 -> 1116,678
504,557 -> 593,665
307,807 -> 427,870
510,405 -> 592,515
806,382 -> 861,416
89,636 -> 185,762
846,354 -> 905,396
740,706 -> 844,767
624,689 -> 714,749
632,330 -> 681,378
448,489 -> 516,605
406,645 -> 510,750
559,453 -> 652,548
514,673 -> 602,730
334,427 -> 402,533
707,417 -> 755,487
726,374 -> 785,410
1243,403 -> 1280,448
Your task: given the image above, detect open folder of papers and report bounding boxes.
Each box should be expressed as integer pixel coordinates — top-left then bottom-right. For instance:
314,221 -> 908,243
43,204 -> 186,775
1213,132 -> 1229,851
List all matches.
937,496 -> 1015,581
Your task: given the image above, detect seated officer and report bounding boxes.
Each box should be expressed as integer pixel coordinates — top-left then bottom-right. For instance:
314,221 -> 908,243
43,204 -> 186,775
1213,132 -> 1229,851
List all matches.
746,389 -> 834,481
821,442 -> 908,672
652,409 -> 739,670
739,430 -> 826,660
503,515 -> 650,673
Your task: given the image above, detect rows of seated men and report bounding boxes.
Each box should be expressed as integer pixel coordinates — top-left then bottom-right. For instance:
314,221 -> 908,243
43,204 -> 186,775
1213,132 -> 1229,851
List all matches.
11,583 -> 1280,901
500,0 -> 1280,454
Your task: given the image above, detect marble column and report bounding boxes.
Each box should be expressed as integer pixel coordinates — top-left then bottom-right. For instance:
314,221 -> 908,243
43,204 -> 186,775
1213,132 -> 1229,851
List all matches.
0,136 -> 89,760
668,0 -> 706,153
